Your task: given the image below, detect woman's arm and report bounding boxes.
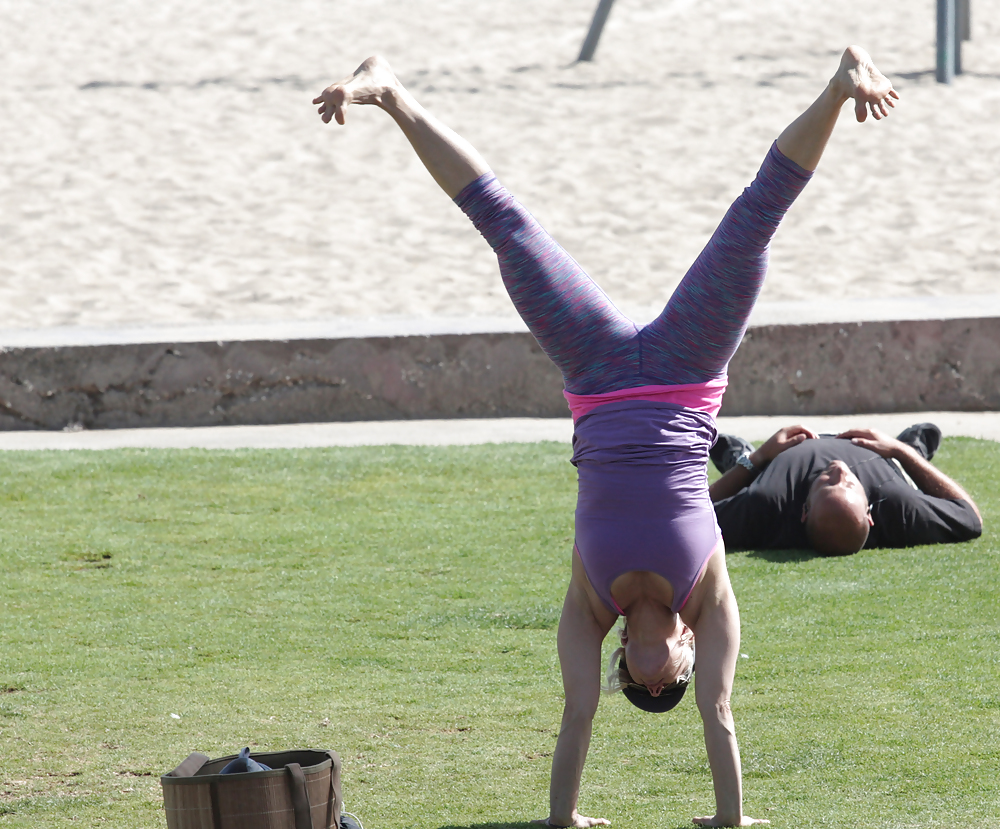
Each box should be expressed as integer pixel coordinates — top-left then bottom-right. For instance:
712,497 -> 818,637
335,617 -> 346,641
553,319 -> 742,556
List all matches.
691,557 -> 769,827
537,556 -> 616,829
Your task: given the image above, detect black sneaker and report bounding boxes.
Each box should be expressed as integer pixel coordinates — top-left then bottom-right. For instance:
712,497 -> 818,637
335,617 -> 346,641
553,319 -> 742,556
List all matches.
895,422 -> 941,461
709,433 -> 756,474
341,812 -> 364,829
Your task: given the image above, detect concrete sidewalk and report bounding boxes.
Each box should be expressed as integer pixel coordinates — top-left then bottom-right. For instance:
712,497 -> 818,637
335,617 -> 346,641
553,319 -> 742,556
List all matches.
1,411 -> 998,450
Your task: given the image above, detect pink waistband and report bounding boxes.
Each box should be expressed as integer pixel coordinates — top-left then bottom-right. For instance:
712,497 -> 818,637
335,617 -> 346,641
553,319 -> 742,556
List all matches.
563,377 -> 728,422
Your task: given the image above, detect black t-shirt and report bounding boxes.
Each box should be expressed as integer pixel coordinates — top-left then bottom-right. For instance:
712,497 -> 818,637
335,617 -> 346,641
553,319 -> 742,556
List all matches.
713,437 -> 982,551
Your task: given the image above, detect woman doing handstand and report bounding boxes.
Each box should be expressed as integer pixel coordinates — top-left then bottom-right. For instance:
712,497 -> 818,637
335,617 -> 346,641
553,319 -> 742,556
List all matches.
314,47 -> 898,828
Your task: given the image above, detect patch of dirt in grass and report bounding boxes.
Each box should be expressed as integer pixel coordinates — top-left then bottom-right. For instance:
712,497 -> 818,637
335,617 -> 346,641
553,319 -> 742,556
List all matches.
0,771 -> 90,806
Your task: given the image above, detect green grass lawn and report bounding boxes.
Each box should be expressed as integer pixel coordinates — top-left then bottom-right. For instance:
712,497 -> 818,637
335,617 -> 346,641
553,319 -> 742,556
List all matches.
0,438 -> 997,828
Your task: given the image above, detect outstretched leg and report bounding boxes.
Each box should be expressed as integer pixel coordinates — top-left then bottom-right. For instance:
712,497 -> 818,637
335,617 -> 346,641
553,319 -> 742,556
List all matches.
315,56 -> 489,199
314,58 -> 637,394
777,45 -> 899,171
640,46 -> 898,386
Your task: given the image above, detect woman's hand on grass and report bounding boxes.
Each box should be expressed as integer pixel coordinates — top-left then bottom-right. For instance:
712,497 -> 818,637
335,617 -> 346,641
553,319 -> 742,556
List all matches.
692,814 -> 770,826
532,814 -> 610,828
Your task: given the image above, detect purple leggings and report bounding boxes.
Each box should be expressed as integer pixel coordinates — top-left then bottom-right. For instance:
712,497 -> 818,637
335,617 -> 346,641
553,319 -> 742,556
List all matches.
455,142 -> 812,395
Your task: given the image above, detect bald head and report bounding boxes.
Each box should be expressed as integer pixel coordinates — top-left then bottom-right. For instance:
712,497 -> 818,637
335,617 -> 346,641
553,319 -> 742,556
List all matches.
805,491 -> 870,555
802,459 -> 873,556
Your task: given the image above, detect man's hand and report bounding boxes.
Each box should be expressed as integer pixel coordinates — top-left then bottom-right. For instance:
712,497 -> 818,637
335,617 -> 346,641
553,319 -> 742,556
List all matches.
839,427 -> 982,523
751,425 -> 819,466
710,425 -> 817,503
836,427 -> 904,459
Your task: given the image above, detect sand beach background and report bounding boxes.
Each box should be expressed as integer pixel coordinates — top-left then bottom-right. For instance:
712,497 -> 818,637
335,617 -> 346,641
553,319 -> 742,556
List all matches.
2,0 -> 999,333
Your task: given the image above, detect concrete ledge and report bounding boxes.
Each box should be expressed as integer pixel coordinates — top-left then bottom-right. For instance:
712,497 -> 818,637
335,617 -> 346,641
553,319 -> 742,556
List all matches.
719,316 -> 1000,416
0,332 -> 565,430
1,300 -> 999,430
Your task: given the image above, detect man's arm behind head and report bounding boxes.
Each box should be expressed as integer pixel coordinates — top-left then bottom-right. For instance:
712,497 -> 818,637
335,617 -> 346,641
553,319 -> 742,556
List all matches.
838,428 -> 982,524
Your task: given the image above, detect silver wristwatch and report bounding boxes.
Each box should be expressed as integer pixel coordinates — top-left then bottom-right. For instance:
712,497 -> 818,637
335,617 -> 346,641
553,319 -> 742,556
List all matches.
735,452 -> 757,473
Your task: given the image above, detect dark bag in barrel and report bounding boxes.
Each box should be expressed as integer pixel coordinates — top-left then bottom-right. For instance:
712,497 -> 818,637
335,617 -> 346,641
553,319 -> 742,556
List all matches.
161,748 -> 342,829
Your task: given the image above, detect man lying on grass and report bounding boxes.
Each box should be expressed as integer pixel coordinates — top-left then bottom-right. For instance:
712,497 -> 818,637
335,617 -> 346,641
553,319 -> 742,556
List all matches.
709,423 -> 982,556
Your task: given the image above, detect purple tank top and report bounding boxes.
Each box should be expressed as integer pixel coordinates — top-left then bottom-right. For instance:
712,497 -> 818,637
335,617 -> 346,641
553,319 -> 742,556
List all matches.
571,400 -> 722,615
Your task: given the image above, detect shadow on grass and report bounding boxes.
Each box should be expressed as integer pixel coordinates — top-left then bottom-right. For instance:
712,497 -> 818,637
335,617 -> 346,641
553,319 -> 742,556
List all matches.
743,547 -> 823,564
436,823 -> 693,829
436,823 -> 537,829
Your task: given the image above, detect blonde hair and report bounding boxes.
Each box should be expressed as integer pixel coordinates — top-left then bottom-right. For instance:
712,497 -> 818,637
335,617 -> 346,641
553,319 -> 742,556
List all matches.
602,645 -> 630,695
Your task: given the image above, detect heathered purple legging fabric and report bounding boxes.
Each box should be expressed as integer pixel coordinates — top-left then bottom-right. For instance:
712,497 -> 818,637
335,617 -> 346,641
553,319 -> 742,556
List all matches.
454,142 -> 812,395
454,143 -> 812,615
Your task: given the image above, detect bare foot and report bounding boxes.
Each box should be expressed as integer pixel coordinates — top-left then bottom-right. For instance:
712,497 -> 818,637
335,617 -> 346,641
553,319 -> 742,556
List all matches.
313,55 -> 400,125
692,816 -> 770,827
831,45 -> 900,123
531,814 -> 610,828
